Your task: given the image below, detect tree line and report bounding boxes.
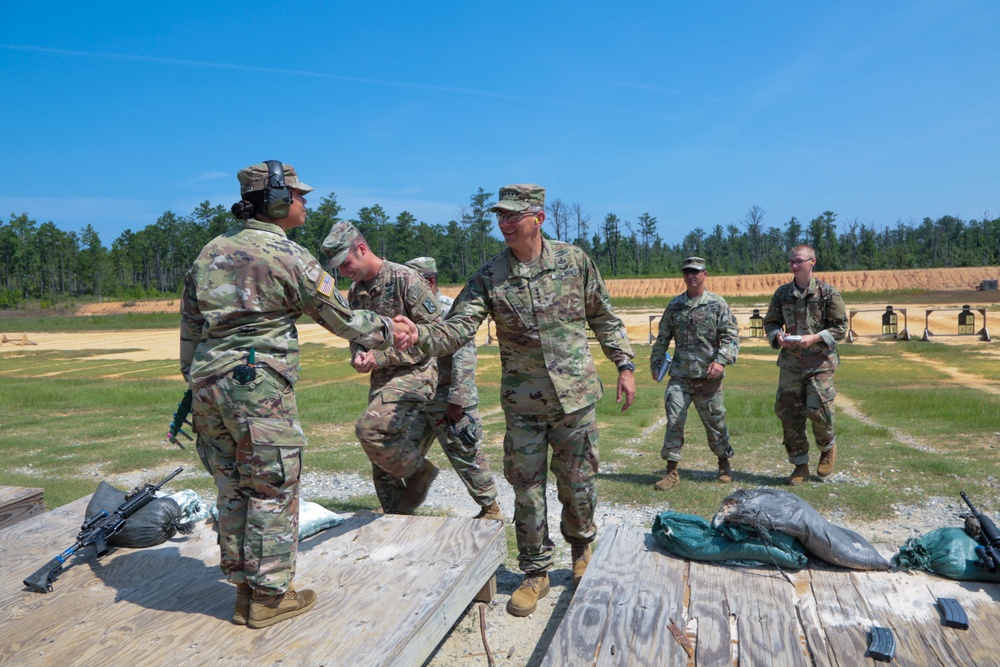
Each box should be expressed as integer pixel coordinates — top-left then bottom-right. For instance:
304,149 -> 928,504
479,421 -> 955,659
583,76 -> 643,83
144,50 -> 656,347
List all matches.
1,190 -> 998,308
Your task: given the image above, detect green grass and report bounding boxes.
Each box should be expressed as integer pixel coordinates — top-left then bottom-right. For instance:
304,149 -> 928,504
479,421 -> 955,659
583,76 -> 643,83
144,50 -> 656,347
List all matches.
2,337 -> 999,556
0,312 -> 181,331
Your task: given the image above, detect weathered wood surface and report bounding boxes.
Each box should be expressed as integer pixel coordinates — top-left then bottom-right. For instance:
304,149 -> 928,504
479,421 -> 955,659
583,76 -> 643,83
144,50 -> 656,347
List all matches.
0,498 -> 506,667
545,521 -> 1000,666
0,486 -> 44,531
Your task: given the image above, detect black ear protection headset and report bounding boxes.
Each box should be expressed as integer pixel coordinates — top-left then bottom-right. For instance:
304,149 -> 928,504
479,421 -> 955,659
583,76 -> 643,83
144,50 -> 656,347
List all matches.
263,160 -> 291,219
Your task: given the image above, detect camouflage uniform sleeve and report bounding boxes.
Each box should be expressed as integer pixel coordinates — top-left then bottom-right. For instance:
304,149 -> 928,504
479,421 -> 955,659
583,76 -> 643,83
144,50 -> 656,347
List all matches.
446,339 -> 479,407
818,288 -> 848,348
649,306 -> 674,376
372,273 -> 441,367
417,277 -> 490,357
716,300 -> 740,366
762,289 -> 786,349
298,259 -> 393,350
179,268 -> 203,384
582,251 -> 635,365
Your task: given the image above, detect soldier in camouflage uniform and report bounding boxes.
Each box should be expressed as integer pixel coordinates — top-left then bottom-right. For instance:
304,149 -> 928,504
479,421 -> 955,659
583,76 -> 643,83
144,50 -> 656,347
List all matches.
321,223 -> 441,514
181,161 -> 398,629
404,256 -> 501,521
763,244 -> 848,485
393,184 -> 636,617
650,257 -> 740,490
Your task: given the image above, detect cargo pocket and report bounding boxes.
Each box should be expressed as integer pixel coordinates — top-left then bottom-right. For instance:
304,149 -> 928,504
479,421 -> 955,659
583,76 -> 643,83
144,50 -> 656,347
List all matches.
247,417 -> 305,495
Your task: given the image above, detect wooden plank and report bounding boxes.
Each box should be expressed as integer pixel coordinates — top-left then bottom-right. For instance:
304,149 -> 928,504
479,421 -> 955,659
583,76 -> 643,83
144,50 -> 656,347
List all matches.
727,566 -> 809,666
0,487 -> 44,531
0,508 -> 506,667
541,521 -> 688,667
688,560 -> 733,666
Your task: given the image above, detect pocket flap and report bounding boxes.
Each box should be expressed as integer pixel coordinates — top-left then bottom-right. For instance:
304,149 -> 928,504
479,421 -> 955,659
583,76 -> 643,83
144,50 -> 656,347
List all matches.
248,417 -> 307,448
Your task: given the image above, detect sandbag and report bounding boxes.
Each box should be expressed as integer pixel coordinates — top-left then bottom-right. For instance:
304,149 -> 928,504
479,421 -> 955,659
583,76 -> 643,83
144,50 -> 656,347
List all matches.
652,511 -> 808,569
85,481 -> 192,549
165,489 -> 212,524
206,499 -> 344,539
713,488 -> 890,571
894,527 -> 1000,582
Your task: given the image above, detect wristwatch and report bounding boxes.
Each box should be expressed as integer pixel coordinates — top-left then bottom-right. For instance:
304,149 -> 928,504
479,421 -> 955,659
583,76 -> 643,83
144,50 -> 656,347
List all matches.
616,361 -> 636,373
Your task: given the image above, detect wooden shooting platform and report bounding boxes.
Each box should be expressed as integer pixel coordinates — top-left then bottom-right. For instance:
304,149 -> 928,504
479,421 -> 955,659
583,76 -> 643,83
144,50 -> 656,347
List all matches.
0,486 -> 44,531
0,497 -> 505,666
544,521 -> 1000,666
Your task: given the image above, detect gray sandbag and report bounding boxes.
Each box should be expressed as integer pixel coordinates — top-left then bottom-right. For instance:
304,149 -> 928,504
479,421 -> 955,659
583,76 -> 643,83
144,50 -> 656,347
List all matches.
894,527 -> 1000,582
713,488 -> 890,571
653,511 -> 808,568
85,481 -> 193,548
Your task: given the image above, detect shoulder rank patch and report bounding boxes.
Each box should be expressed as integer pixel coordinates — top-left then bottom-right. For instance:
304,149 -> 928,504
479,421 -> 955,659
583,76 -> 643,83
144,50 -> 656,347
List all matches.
423,298 -> 438,313
317,272 -> 336,297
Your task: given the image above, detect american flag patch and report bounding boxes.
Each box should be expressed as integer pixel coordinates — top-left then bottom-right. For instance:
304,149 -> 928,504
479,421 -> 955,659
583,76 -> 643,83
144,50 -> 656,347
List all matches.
318,272 -> 335,297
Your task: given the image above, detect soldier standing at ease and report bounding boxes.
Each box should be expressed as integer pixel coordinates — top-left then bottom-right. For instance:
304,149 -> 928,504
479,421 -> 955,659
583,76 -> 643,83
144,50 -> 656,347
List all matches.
404,256 -> 501,521
763,244 -> 848,485
394,184 -> 636,617
181,161 -> 401,629
651,257 -> 740,490
321,223 -> 441,514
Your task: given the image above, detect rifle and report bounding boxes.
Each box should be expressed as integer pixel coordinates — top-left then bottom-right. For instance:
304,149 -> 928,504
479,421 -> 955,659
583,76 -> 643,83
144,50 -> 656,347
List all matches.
960,491 -> 1000,573
167,389 -> 194,449
23,467 -> 183,593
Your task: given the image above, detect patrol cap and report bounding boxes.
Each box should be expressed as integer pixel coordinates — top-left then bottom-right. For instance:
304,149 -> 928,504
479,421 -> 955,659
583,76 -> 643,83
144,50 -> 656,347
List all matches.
490,184 -> 545,212
405,256 -> 437,276
237,162 -> 314,195
320,222 -> 361,268
681,256 -> 706,272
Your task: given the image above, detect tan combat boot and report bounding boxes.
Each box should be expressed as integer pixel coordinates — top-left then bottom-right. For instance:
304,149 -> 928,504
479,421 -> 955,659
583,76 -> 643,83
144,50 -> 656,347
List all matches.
817,446 -> 836,478
787,463 -> 810,486
232,582 -> 252,625
247,586 -> 317,629
654,460 -> 680,490
507,572 -> 550,617
394,458 -> 440,514
474,501 -> 503,521
717,457 -> 733,483
571,544 -> 592,588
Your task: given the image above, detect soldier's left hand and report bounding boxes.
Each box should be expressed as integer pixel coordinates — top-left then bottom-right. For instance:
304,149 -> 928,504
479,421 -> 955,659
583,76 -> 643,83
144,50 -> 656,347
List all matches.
352,350 -> 377,373
706,361 -> 725,379
616,369 -> 636,412
446,402 -> 465,423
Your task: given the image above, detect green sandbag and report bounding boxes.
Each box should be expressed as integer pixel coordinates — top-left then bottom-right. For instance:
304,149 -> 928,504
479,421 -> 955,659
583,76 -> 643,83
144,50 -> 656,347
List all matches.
652,511 -> 808,569
894,527 -> 1000,582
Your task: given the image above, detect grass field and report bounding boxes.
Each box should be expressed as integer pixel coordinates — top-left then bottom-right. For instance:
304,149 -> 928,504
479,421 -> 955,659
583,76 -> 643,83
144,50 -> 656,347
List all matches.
2,334 -> 999,533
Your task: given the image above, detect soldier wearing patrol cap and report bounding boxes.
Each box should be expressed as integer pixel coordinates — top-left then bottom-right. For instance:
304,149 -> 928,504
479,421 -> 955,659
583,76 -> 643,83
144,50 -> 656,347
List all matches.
321,223 -> 442,515
650,256 -> 740,490
393,183 -> 637,617
181,161 -> 401,629
404,256 -> 501,522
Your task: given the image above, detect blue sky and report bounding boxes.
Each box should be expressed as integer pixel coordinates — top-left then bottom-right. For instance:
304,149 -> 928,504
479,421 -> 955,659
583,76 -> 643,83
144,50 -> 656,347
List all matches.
2,1 -> 998,248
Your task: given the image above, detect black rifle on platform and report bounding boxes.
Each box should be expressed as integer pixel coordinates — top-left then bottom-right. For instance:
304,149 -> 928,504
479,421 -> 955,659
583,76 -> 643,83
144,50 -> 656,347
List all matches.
23,467 -> 183,593
960,491 -> 1000,573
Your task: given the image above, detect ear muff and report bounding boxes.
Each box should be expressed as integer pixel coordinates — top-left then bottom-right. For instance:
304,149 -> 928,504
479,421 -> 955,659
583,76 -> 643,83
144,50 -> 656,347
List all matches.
264,160 -> 291,219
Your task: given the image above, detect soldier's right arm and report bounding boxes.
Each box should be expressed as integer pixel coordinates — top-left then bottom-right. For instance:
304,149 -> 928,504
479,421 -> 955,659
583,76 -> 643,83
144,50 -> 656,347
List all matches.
416,277 -> 490,357
649,306 -> 674,377
179,269 -> 203,383
762,289 -> 786,349
298,260 -> 393,350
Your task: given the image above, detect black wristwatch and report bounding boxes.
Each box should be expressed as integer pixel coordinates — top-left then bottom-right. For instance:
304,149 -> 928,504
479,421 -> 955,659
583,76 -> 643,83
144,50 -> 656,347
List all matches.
616,361 -> 636,373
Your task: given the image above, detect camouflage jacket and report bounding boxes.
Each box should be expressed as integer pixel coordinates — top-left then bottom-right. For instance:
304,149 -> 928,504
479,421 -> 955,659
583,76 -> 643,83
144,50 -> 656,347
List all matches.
430,293 -> 479,409
650,290 -> 739,379
763,277 -> 847,372
415,239 -> 634,415
180,219 -> 392,387
348,260 -> 440,401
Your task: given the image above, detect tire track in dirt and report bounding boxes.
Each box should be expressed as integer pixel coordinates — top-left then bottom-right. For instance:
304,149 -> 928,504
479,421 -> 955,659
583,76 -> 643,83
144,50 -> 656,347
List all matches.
835,393 -> 939,453
899,352 -> 1000,396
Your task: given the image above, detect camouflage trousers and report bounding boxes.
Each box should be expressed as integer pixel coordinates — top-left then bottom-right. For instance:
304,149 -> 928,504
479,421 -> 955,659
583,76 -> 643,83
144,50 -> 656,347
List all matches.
774,368 -> 837,465
504,404 -> 599,574
415,404 -> 497,508
661,377 -> 733,462
192,366 -> 304,594
356,391 -> 432,512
